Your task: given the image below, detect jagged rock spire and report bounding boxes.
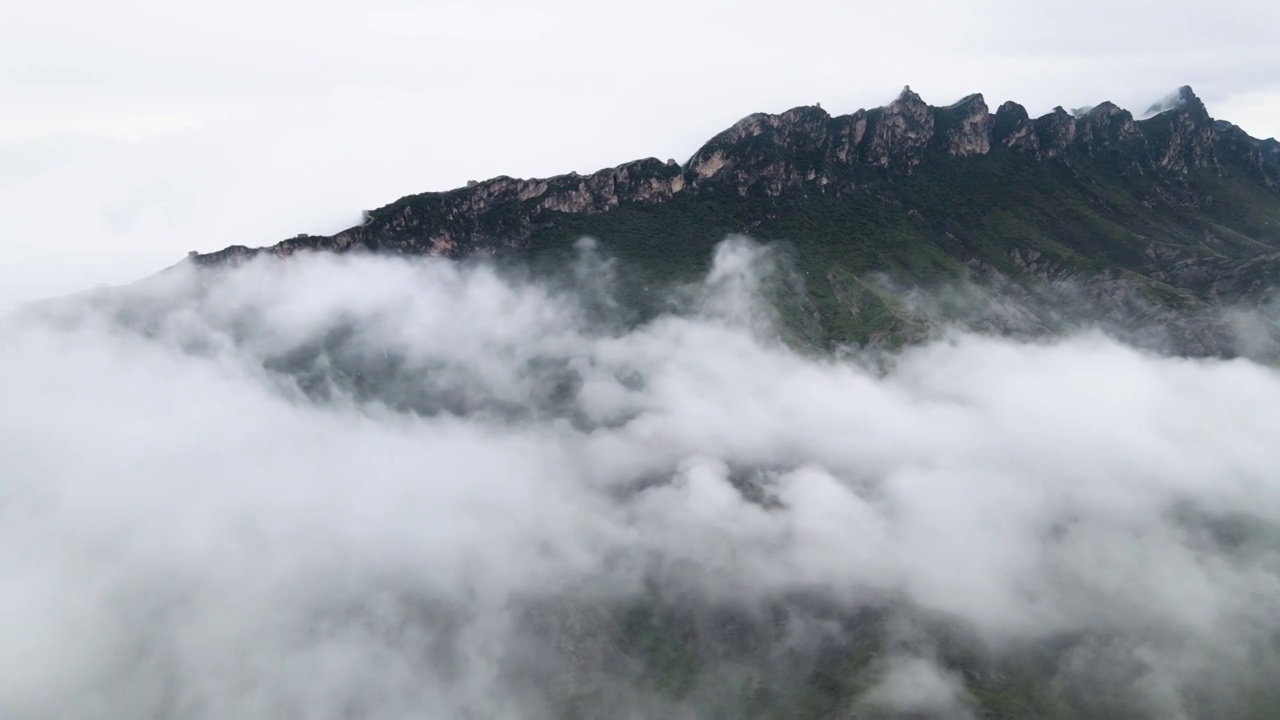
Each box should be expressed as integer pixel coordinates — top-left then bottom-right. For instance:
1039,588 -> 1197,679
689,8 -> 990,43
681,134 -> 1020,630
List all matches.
895,85 -> 925,107
1141,85 -> 1218,171
1175,85 -> 1211,121
993,101 -> 1038,151
1146,85 -> 1210,121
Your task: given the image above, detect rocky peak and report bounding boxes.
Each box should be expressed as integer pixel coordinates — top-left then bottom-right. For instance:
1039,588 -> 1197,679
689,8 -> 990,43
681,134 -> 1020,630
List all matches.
1033,106 -> 1077,159
1072,102 -> 1144,160
932,93 -> 993,157
684,104 -> 834,195
1174,85 -> 1211,121
992,101 -> 1039,152
858,86 -> 936,170
1139,85 -> 1217,172
901,85 -> 928,105
1146,85 -> 1211,122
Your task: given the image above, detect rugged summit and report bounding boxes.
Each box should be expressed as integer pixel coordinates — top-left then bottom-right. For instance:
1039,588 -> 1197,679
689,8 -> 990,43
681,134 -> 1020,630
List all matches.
187,85 -> 1280,355
194,85 -> 1276,268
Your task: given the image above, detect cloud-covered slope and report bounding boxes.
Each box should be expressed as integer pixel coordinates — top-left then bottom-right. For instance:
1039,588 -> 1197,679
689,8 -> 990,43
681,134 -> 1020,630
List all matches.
6,240 -> 1280,718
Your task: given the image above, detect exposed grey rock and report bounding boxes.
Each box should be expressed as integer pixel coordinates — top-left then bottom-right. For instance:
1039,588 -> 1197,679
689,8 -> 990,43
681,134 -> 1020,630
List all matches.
932,93 -> 993,158
1071,102 -> 1145,162
1032,106 -> 1078,159
1138,86 -> 1218,173
858,86 -> 936,170
993,101 -> 1039,152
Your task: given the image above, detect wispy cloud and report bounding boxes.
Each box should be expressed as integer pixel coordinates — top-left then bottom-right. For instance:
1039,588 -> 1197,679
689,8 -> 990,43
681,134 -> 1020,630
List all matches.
3,240 -> 1278,716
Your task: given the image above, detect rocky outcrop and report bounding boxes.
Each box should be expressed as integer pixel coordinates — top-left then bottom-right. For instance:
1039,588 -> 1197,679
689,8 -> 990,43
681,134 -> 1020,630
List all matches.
1072,102 -> 1145,162
1263,138 -> 1280,170
685,106 -> 834,196
1213,120 -> 1280,187
830,109 -> 870,164
188,85 -> 1277,267
1138,86 -> 1218,172
992,101 -> 1039,152
1032,107 -> 1078,159
932,93 -> 993,157
858,86 -> 936,169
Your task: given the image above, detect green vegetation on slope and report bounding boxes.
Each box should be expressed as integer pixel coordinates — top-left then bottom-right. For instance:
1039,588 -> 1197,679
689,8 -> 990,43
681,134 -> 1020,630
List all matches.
513,149 -> 1279,353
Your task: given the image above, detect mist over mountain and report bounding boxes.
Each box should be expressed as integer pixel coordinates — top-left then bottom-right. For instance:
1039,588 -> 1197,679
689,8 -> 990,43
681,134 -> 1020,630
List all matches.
4,236 -> 1280,718
4,86 -> 1280,718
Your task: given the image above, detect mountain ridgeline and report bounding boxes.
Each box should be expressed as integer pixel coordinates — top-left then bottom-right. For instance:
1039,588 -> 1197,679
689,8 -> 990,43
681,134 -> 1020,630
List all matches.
190,86 -> 1280,354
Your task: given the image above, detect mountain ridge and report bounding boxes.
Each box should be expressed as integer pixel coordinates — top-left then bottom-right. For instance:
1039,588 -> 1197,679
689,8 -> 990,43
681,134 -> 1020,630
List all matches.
171,85 -> 1280,357
189,85 -> 1279,268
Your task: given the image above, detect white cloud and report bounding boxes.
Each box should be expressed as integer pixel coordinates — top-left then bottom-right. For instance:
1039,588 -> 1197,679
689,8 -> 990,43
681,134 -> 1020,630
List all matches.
862,655 -> 973,717
2,240 -> 1278,716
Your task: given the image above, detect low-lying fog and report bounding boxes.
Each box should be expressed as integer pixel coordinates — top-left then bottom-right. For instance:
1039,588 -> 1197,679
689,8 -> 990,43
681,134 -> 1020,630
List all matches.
2,239 -> 1278,718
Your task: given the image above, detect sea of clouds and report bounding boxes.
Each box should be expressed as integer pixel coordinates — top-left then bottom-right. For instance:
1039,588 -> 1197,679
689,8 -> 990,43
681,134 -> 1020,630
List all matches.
2,238 -> 1279,718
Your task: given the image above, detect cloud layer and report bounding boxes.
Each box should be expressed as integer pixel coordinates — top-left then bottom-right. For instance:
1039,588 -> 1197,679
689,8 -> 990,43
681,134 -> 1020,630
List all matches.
3,240 -> 1280,717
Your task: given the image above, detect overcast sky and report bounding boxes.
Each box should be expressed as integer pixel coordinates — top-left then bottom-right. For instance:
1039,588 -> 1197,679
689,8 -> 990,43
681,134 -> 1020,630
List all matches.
3,0 -> 1279,308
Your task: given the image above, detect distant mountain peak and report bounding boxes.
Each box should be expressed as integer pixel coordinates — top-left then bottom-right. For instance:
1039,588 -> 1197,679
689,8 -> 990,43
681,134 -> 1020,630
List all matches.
1145,85 -> 1210,120
1085,101 -> 1124,116
947,92 -> 986,108
894,85 -> 925,107
186,84 -> 1280,271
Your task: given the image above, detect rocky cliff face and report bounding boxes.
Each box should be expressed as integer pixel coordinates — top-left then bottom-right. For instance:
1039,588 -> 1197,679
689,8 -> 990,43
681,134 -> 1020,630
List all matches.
932,93 -> 993,158
1144,86 -> 1218,172
191,85 -> 1279,268
859,87 -> 936,168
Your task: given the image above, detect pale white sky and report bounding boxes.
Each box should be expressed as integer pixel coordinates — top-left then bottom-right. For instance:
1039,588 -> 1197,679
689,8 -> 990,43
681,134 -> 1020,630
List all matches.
3,0 -> 1279,308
